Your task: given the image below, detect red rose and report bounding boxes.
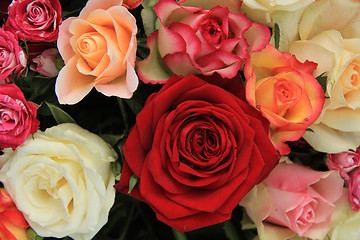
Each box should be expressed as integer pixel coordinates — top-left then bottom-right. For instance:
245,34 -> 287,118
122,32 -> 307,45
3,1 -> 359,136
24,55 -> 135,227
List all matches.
0,84 -> 39,150
0,27 -> 27,84
115,74 -> 280,232
6,0 -> 62,42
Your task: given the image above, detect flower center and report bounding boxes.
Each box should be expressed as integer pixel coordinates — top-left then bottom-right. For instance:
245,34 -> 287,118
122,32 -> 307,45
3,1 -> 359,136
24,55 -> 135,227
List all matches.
26,1 -> 50,25
200,18 -> 225,45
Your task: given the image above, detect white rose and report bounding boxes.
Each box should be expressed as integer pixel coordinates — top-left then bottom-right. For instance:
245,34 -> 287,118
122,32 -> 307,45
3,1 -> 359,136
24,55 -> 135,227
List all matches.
0,123 -> 117,240
289,29 -> 360,153
241,0 -> 315,52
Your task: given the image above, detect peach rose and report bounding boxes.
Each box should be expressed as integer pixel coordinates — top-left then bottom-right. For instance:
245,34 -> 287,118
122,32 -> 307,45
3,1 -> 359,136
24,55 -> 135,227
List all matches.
244,44 -> 325,155
240,160 -> 344,240
56,0 -> 138,104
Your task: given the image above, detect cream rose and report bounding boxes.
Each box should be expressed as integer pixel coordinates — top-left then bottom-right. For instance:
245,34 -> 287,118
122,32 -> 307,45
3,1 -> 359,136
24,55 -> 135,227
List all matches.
240,0 -> 315,52
0,123 -> 117,240
289,29 -> 360,153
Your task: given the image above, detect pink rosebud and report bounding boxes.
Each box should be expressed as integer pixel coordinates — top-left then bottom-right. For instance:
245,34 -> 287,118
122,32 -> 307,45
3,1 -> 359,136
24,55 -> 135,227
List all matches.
348,169 -> 360,211
327,148 -> 360,180
30,48 -> 60,77
6,0 -> 62,42
0,27 -> 27,83
0,188 -> 29,240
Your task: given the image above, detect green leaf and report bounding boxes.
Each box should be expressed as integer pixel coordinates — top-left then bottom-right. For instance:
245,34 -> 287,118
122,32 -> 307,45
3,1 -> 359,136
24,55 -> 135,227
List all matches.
316,72 -> 328,94
128,174 -> 139,194
111,160 -> 122,181
224,221 -> 241,240
27,228 -> 44,240
44,102 -> 76,124
274,23 -> 280,50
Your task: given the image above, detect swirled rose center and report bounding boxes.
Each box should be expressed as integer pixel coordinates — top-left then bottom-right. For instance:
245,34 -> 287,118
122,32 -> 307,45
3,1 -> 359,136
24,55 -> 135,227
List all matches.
341,59 -> 360,95
297,204 -> 315,225
76,32 -> 107,69
27,2 -> 50,25
0,108 -> 17,130
200,18 -> 226,45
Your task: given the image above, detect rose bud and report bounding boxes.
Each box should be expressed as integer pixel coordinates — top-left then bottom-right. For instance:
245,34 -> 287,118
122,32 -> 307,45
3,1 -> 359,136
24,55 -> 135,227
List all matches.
30,48 -> 60,77
327,148 -> 360,180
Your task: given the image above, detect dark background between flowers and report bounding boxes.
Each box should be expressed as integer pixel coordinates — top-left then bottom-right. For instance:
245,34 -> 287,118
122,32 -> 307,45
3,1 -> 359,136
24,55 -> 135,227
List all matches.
0,0 -> 326,239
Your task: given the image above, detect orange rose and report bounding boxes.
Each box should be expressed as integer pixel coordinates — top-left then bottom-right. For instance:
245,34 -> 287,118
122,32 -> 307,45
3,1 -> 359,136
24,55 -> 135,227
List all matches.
244,44 -> 325,155
56,0 -> 138,104
0,188 -> 29,240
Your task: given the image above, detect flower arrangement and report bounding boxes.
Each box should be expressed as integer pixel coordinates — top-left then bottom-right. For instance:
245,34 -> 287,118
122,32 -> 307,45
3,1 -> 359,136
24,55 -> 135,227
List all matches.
0,0 -> 359,239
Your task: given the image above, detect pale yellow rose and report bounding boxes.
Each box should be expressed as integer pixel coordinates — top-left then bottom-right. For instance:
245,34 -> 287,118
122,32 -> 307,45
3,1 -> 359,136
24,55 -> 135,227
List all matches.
241,0 -> 315,52
0,123 -> 117,240
289,29 -> 360,153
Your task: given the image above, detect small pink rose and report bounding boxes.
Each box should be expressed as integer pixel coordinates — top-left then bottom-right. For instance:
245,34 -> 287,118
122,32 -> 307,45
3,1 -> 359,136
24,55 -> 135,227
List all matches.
30,48 -> 60,77
137,0 -> 270,83
327,148 -> 360,180
0,84 -> 40,150
241,161 -> 344,240
6,0 -> 62,42
0,27 -> 27,84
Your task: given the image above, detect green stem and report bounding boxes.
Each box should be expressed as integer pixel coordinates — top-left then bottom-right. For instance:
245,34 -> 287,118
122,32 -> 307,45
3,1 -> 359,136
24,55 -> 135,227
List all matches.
172,229 -> 188,240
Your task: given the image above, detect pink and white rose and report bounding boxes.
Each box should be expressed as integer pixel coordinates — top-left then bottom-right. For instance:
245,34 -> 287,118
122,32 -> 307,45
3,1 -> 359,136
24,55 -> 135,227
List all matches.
56,0 -> 138,104
0,84 -> 40,150
240,160 -> 344,240
6,0 -> 62,42
137,0 -> 270,83
0,27 -> 26,84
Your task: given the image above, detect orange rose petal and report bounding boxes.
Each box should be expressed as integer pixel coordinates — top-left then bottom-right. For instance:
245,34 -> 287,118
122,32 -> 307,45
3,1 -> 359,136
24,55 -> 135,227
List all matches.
95,61 -> 138,98
87,9 -> 131,56
284,94 -> 313,123
108,5 -> 136,36
78,0 -> 123,19
57,17 -> 77,63
250,45 -> 289,77
255,77 -> 277,113
56,57 -> 96,104
260,107 -> 289,128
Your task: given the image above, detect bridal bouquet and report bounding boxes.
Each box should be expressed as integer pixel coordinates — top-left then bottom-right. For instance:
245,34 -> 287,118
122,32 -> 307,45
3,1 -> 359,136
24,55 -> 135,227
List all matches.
0,0 -> 359,239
